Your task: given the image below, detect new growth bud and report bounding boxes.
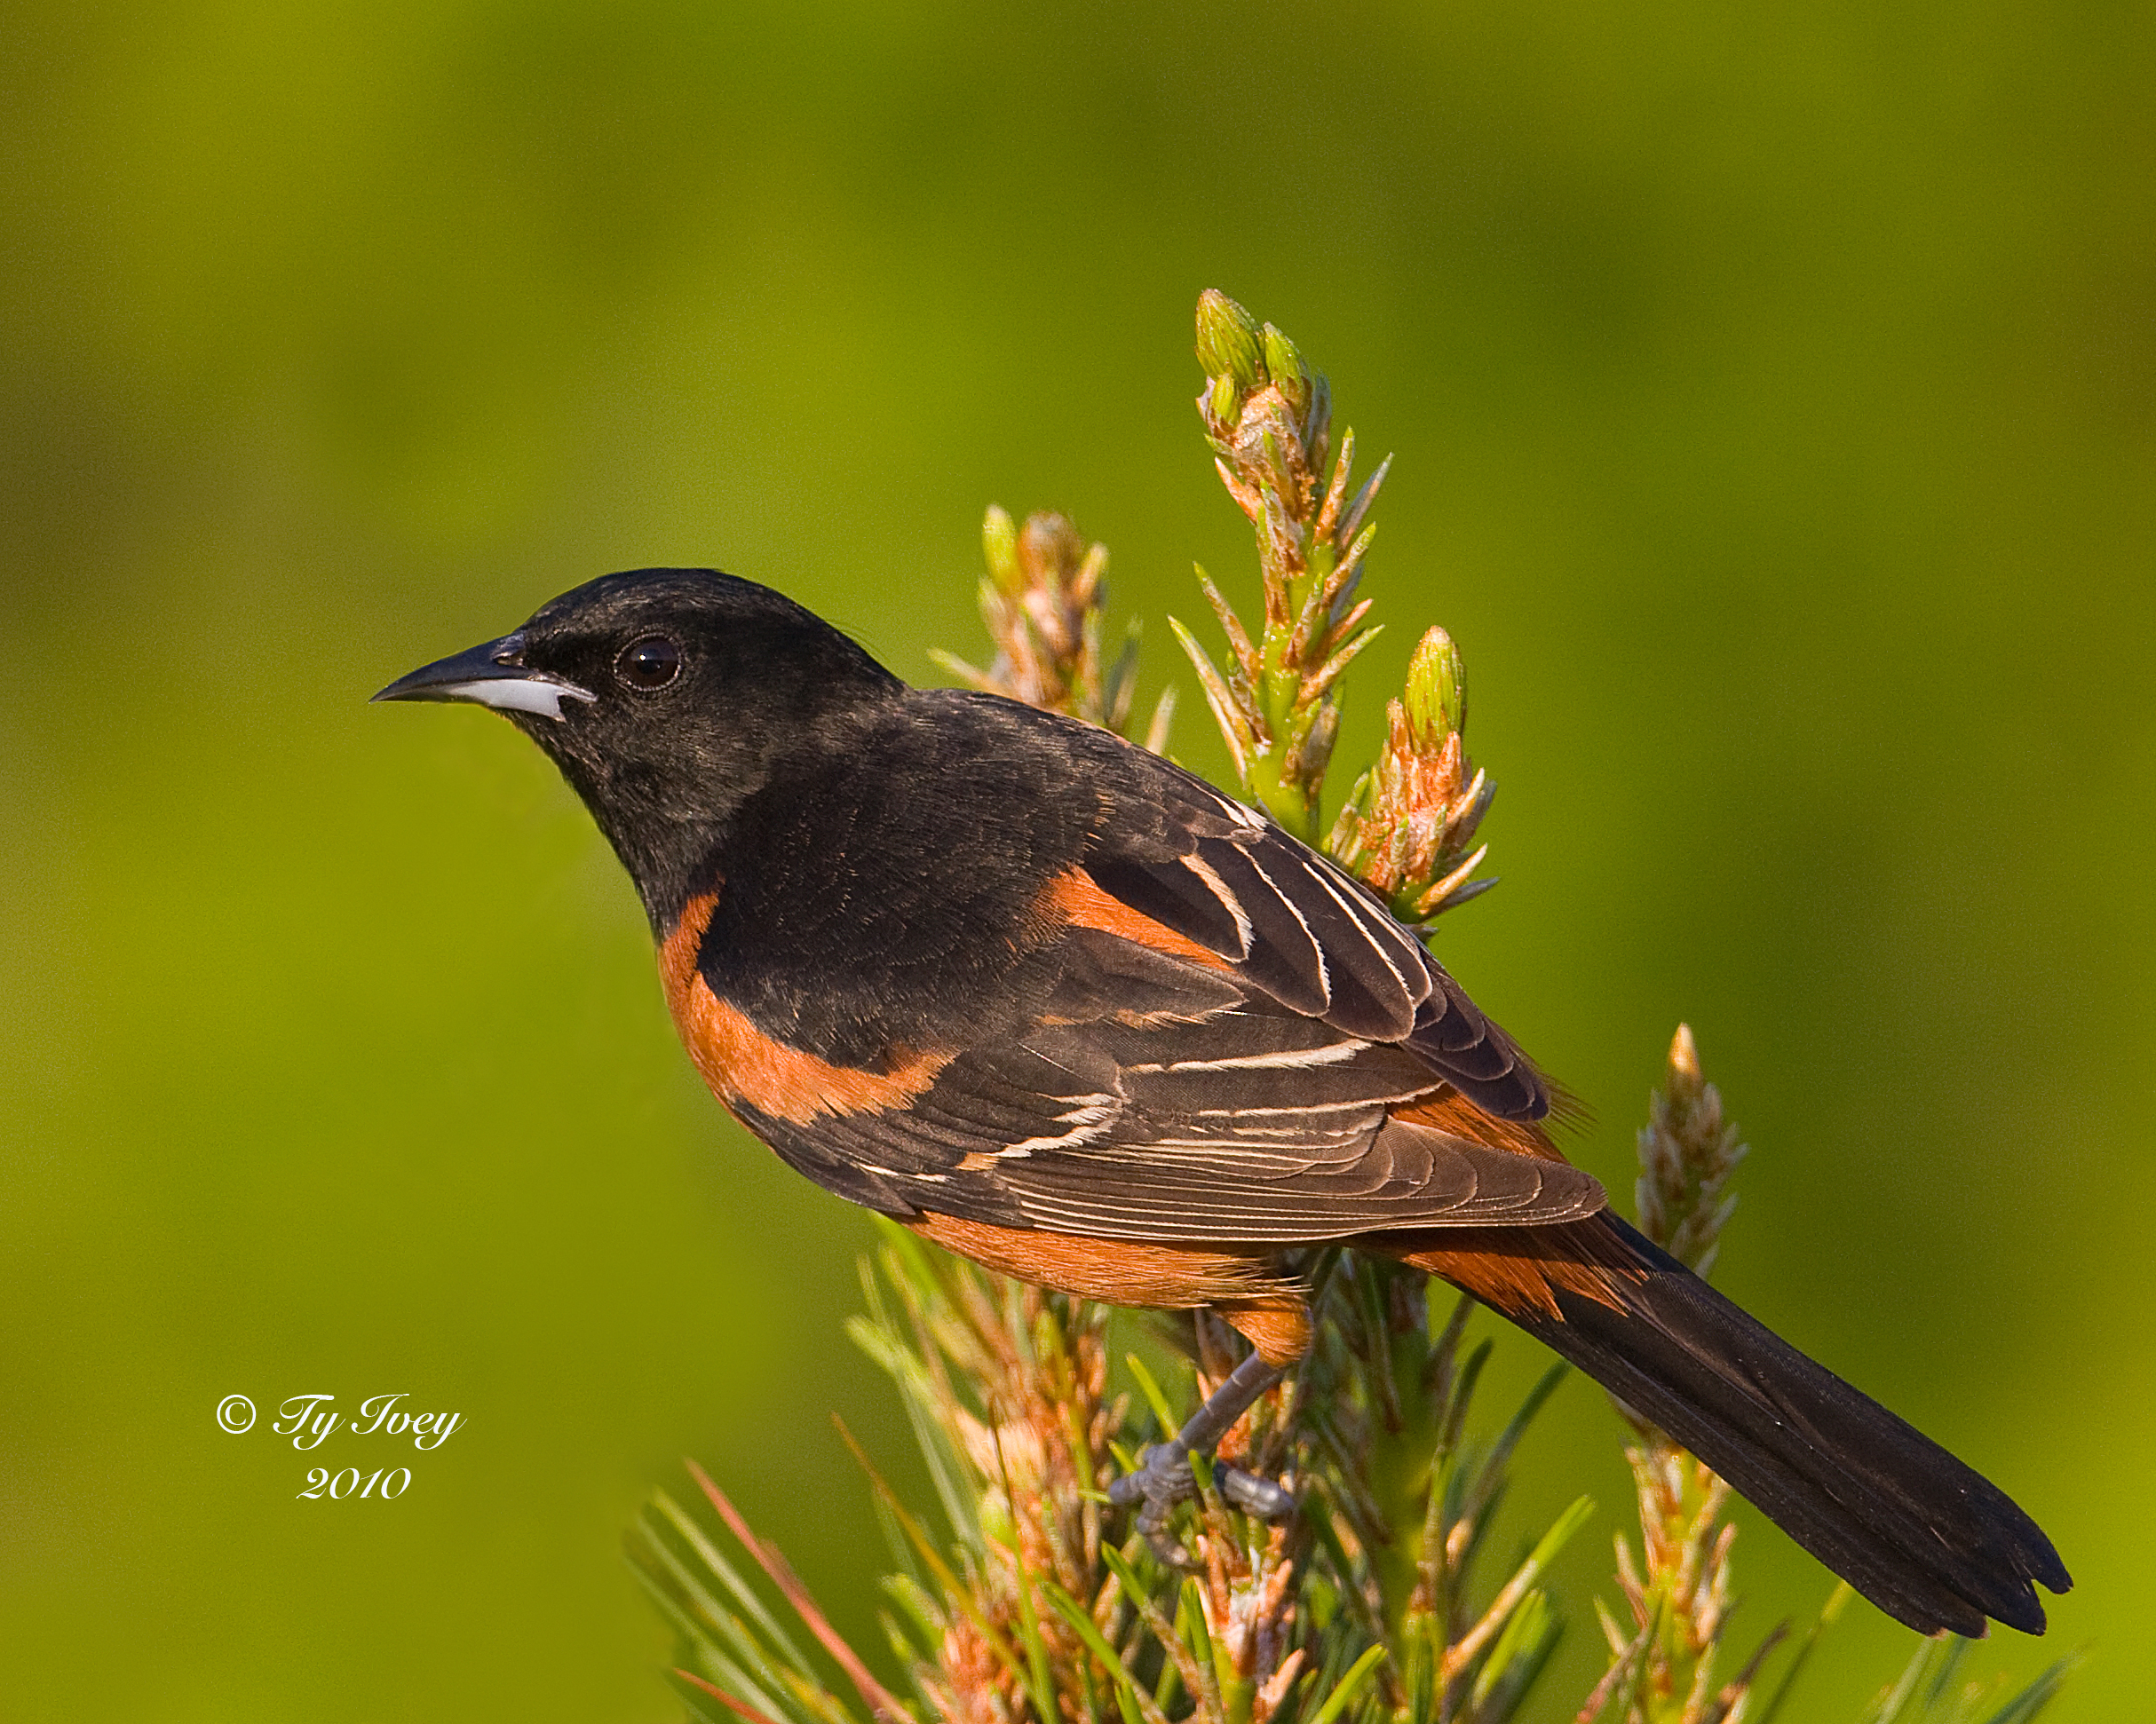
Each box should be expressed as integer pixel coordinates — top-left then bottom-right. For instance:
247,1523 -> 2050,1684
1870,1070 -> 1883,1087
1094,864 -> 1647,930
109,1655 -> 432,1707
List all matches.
1635,1024 -> 1748,1278
1196,289 -> 1266,390
1177,290 -> 1391,842
1403,625 -> 1466,743
933,506 -> 1164,746
1325,624 -> 1494,922
981,503 -> 1021,594
1261,323 -> 1310,416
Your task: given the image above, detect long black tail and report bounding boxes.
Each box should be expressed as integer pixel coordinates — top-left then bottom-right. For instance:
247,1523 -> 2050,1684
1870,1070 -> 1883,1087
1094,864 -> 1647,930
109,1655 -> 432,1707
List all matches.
1431,1215 -> 2070,1637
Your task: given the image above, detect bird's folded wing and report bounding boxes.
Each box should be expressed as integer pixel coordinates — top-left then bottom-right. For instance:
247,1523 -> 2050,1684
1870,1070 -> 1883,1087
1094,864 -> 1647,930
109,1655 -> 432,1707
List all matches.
1080,765 -> 1551,1120
741,924 -> 1602,1240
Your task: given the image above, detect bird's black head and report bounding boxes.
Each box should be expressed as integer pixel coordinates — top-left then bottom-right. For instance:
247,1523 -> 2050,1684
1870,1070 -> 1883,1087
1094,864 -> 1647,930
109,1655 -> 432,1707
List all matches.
377,568 -> 903,929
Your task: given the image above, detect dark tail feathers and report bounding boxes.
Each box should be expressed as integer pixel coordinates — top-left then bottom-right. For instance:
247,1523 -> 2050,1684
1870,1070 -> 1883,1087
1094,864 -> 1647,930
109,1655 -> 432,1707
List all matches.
1483,1215 -> 2069,1638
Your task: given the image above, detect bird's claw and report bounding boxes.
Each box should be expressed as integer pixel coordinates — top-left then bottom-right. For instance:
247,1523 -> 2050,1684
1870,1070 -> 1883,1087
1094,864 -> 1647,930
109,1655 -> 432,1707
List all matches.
1110,1443 -> 1296,1561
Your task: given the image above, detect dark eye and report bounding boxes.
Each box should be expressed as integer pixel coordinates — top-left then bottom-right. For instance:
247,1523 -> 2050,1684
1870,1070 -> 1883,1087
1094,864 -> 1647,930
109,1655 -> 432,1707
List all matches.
615,635 -> 682,691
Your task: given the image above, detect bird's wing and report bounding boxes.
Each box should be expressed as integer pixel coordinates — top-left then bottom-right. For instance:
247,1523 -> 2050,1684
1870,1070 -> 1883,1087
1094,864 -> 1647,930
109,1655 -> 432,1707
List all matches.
726,915 -> 1602,1242
1081,763 -> 1553,1120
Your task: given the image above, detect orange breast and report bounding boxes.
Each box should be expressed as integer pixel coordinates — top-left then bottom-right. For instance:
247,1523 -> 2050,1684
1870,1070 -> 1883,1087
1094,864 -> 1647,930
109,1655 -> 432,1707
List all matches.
656,890 -> 952,1126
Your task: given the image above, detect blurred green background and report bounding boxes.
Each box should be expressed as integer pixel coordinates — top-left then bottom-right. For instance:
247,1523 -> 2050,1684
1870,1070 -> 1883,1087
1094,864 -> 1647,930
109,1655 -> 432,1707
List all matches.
3,2 -> 2150,1718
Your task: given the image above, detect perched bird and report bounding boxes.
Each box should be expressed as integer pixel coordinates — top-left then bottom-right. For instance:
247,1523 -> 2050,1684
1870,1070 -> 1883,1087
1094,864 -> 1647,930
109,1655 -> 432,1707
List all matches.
377,566 -> 2068,1638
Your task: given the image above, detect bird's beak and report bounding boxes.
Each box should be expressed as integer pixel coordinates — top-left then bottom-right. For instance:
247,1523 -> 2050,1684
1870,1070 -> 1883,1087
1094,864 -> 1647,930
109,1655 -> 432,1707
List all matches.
371,632 -> 596,721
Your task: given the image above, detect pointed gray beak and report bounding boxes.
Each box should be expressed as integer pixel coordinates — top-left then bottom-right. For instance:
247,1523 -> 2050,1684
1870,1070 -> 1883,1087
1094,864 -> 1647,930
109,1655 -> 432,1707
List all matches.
372,632 -> 596,721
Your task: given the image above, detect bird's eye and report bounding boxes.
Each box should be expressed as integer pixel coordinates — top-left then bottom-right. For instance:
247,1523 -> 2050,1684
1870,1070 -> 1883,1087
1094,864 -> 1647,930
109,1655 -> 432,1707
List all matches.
615,636 -> 683,691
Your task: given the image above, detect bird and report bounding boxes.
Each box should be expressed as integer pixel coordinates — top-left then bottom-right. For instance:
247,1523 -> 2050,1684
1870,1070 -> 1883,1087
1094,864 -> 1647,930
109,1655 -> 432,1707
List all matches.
376,565 -> 2069,1639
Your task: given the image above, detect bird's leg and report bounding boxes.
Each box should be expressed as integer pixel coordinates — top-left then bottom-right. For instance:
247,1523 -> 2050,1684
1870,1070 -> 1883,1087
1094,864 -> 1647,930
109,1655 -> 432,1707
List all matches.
1109,1349 -> 1296,1554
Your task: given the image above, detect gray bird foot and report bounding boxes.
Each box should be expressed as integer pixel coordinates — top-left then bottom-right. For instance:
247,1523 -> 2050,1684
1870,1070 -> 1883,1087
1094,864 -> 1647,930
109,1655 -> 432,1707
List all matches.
1109,1443 -> 1296,1562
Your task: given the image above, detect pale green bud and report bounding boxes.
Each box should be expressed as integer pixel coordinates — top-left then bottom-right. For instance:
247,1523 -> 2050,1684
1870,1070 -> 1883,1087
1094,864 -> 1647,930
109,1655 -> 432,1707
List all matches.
1261,323 -> 1311,415
981,504 -> 1020,594
1195,289 -> 1264,389
1405,626 -> 1466,741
